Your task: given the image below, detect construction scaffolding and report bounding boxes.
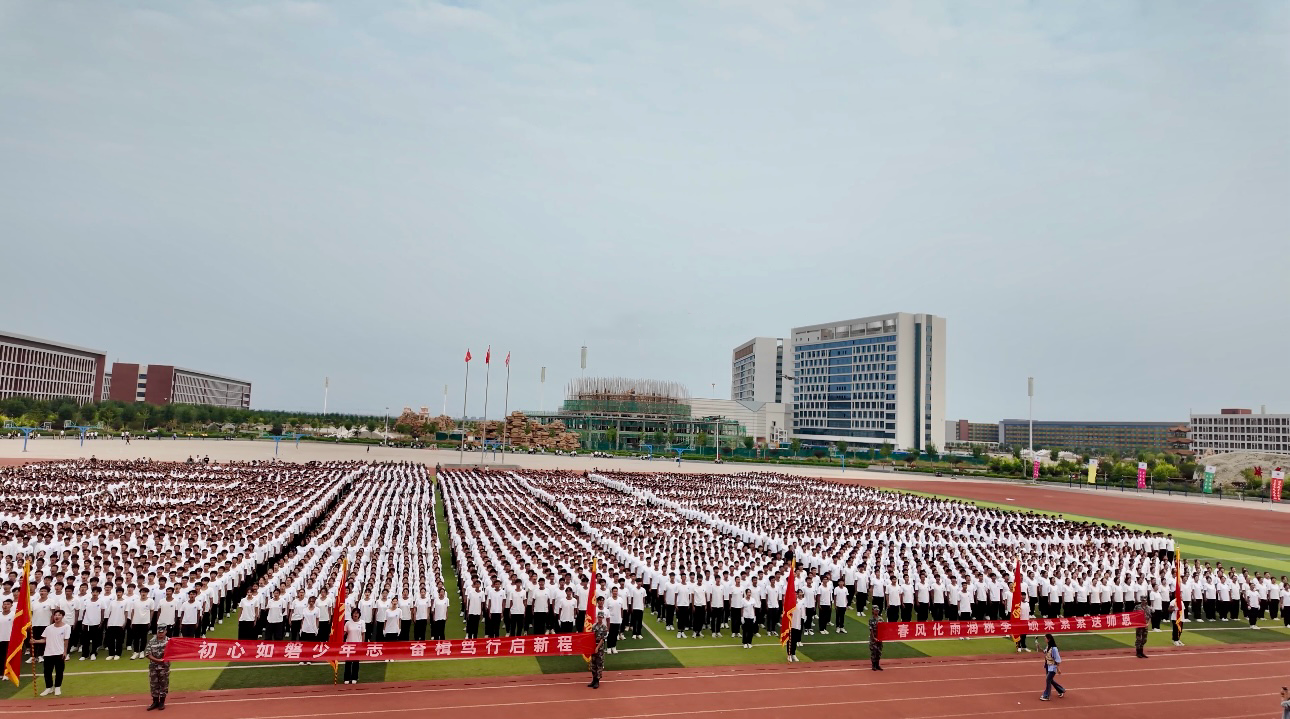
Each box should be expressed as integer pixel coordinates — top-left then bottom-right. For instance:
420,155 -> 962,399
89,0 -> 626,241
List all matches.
562,377 -> 691,419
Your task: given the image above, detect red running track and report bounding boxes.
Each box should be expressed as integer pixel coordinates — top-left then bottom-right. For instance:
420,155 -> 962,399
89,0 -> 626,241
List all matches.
833,477 -> 1289,544
7,645 -> 1288,719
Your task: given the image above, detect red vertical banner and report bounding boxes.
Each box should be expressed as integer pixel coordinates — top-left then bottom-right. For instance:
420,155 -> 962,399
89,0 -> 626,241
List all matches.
780,560 -> 797,646
1137,461 -> 1148,489
1271,467 -> 1284,503
1008,557 -> 1023,646
1032,460 -> 1040,479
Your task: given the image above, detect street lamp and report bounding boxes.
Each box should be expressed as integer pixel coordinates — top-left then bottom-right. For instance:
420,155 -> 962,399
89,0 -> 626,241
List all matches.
384,407 -> 389,445
1027,377 -> 1034,479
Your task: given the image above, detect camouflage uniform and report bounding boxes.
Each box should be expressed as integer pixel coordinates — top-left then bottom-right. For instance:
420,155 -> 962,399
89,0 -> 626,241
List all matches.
869,612 -> 883,671
1134,597 -> 1149,658
589,620 -> 609,687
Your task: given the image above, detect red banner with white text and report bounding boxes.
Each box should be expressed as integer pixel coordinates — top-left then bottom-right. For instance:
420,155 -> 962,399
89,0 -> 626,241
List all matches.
164,633 -> 596,663
873,611 -> 1146,642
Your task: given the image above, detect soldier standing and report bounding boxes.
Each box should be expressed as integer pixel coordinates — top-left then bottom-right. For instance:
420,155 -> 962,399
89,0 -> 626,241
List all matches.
1134,595 -> 1150,658
869,612 -> 884,671
588,597 -> 608,689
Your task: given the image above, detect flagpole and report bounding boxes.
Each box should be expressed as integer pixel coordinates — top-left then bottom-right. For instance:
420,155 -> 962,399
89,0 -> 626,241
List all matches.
459,353 -> 471,464
502,354 -> 511,464
481,347 -> 491,468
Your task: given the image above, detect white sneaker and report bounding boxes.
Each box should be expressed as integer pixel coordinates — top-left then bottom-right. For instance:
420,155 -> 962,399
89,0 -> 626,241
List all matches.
78,657 -> 86,661
90,655 -> 97,661
54,688 -> 61,696
40,688 -> 54,697
820,630 -> 829,635
1152,629 -> 1160,633
840,628 -> 847,634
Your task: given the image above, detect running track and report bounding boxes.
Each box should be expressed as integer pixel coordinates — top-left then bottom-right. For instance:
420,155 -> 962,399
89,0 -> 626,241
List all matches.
7,645 -> 1288,719
834,477 -> 1288,544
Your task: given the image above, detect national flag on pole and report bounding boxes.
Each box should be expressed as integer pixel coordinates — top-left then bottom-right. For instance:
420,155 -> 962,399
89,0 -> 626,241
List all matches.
505,352 -> 510,368
1009,556 -> 1023,646
1173,551 -> 1184,631
327,557 -> 348,673
779,560 -> 797,646
465,349 -> 472,363
485,346 -> 491,365
4,561 -> 31,687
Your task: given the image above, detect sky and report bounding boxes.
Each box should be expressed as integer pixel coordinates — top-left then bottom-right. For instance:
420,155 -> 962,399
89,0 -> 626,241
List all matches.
2,0 -> 1287,421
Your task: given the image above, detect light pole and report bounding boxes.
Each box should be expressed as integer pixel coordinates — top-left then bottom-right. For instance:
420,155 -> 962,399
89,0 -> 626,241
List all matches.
1027,376 -> 1034,477
384,406 -> 389,445
540,366 -> 546,413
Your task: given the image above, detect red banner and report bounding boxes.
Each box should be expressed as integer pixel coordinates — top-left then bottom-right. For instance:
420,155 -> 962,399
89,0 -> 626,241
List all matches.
873,611 -> 1146,642
163,633 -> 596,663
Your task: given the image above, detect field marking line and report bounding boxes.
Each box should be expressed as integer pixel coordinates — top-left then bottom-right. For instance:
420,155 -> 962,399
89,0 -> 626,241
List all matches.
10,654 -> 1287,713
137,676 -> 1290,719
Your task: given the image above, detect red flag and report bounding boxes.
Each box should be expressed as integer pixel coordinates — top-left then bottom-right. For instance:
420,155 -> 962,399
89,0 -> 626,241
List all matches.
583,558 -> 598,632
327,557 -> 348,674
779,560 -> 797,646
1174,551 -> 1184,631
485,346 -> 491,365
1254,466 -> 1263,477
1009,556 -> 1023,646
505,352 -> 510,368
4,561 -> 31,687
465,349 -> 472,363
328,557 -> 348,646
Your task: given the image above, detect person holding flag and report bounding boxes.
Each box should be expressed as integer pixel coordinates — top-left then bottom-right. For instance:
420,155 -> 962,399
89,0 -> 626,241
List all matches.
1009,556 -> 1032,653
588,596 -> 608,689
144,625 -> 171,710
1172,551 -> 1185,647
4,561 -> 31,690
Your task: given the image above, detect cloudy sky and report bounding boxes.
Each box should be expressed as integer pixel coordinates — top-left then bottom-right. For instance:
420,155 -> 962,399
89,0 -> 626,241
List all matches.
3,0 -> 1287,421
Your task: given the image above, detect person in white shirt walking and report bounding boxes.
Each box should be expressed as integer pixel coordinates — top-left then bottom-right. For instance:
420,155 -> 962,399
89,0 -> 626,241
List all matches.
34,609 -> 71,697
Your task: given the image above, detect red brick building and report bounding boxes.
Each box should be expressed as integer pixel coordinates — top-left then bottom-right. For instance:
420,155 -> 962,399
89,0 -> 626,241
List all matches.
107,363 -> 251,409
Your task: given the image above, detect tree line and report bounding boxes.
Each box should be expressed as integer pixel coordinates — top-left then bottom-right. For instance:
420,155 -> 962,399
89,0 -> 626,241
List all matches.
0,396 -> 388,434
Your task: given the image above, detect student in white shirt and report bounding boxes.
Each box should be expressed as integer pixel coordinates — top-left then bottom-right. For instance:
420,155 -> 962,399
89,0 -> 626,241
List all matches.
604,587 -> 624,654
265,589 -> 287,641
431,588 -> 450,640
739,589 -> 758,648
237,585 -> 262,641
35,609 -> 72,696
105,587 -> 129,660
383,597 -> 402,642
179,590 -> 203,638
128,587 -> 155,659
0,598 -> 15,672
786,589 -> 805,662
342,609 -> 365,684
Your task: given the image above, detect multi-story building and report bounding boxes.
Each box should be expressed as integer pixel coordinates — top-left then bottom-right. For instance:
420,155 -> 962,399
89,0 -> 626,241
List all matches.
1190,408 -> 1289,456
997,419 -> 1182,455
107,363 -> 251,409
789,312 -> 946,452
730,337 -> 788,404
947,419 -> 1001,446
0,331 -> 107,405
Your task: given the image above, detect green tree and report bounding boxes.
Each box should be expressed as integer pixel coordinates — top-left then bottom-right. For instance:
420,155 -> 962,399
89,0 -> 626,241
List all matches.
366,421 -> 378,432
879,442 -> 893,462
970,444 -> 985,460
743,435 -> 755,451
76,404 -> 97,425
667,429 -> 677,446
790,438 -> 802,455
606,426 -> 618,449
905,448 -> 919,466
1011,446 -> 1022,460
835,440 -> 849,456
1151,463 -> 1180,481
270,422 -> 284,436
695,430 -> 709,449
1240,468 -> 1263,490
924,442 -> 939,462
653,430 -> 665,446
135,406 -> 151,430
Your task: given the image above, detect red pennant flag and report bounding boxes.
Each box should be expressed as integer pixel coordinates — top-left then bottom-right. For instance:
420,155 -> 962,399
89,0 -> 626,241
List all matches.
1174,551 -> 1184,631
505,352 -> 510,368
465,349 -> 472,363
327,557 -> 349,673
4,561 -> 31,687
779,560 -> 797,646
485,346 -> 491,365
1009,556 -> 1023,646
582,558 -> 599,662
1254,466 -> 1263,477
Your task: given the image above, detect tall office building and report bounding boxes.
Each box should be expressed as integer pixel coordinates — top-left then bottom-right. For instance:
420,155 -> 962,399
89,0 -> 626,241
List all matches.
0,331 -> 107,405
790,312 -> 945,452
730,337 -> 787,403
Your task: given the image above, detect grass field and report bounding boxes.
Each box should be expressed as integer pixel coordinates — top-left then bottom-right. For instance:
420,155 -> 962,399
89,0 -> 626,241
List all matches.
4,484 -> 1287,700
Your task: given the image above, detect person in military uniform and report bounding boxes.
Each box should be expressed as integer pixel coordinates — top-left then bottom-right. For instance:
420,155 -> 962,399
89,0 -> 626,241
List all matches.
589,597 -> 608,689
869,611 -> 884,671
1134,595 -> 1149,659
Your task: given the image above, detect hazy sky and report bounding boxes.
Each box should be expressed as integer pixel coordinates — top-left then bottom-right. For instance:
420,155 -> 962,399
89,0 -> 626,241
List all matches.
3,1 -> 1287,421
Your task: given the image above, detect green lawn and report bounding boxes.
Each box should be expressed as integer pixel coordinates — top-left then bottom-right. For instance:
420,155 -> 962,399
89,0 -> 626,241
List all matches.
5,481 -> 1287,700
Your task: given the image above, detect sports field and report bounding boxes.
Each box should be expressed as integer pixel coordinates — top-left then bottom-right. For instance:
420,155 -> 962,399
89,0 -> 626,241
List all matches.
3,441 -> 1287,704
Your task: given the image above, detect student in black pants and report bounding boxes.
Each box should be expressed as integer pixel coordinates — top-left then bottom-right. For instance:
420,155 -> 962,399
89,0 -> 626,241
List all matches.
342,610 -> 364,684
34,610 -> 71,696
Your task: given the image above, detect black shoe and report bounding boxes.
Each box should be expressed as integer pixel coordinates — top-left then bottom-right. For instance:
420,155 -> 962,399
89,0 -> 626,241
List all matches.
147,699 -> 159,711
587,682 -> 596,688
